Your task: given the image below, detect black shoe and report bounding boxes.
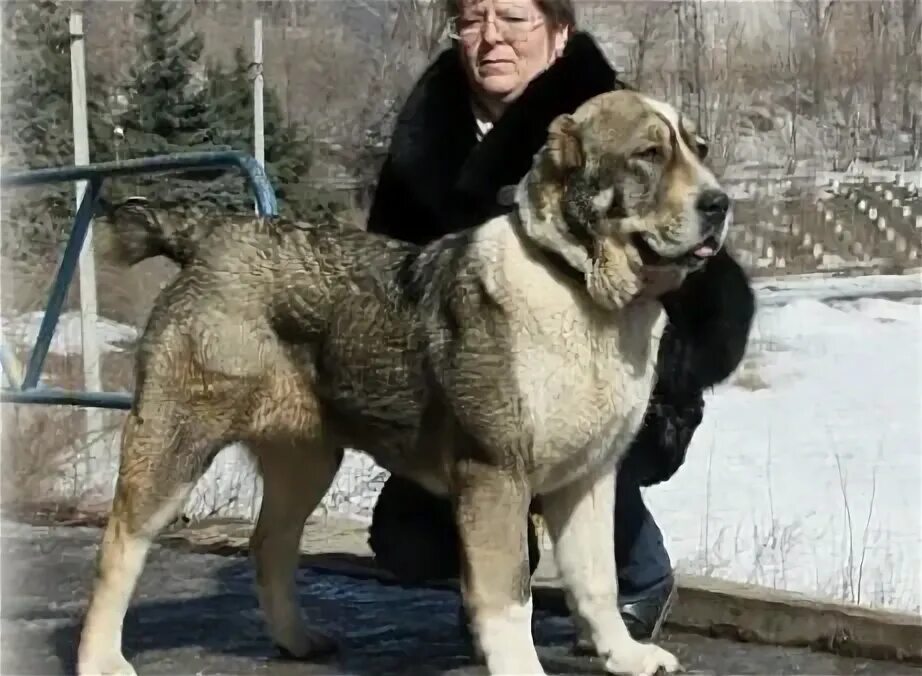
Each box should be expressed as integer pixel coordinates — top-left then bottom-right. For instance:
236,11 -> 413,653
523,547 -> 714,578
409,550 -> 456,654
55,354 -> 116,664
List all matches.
620,574 -> 676,641
572,574 -> 676,655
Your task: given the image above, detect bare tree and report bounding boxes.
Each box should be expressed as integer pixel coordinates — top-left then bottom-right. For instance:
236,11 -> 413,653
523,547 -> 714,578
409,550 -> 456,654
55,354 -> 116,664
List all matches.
629,7 -> 659,87
607,1 -> 667,89
674,1 -> 688,108
865,0 -> 892,148
797,0 -> 838,115
682,0 -> 705,129
901,0 -> 922,135
312,0 -> 451,208
356,0 -> 450,128
705,15 -> 746,172
391,0 -> 450,63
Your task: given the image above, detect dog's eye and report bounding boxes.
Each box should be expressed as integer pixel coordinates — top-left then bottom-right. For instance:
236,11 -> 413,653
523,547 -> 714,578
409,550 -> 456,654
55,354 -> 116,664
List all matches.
695,137 -> 709,159
634,146 -> 662,162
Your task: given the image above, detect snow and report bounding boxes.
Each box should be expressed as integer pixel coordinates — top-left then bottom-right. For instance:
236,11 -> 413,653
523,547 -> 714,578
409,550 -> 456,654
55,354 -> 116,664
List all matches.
1,310 -> 138,358
644,273 -> 922,612
751,269 -> 922,307
5,273 -> 920,613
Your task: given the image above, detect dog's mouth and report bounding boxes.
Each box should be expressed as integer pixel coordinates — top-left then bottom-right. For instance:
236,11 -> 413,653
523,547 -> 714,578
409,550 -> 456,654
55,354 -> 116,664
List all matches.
631,233 -> 721,267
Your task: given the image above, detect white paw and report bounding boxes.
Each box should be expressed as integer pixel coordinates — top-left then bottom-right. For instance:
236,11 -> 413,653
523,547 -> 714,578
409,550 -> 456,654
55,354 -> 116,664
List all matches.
77,652 -> 138,676
604,641 -> 681,676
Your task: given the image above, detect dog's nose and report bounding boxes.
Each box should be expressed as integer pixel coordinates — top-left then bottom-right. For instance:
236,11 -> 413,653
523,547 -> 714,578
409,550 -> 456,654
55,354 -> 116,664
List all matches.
696,189 -> 730,225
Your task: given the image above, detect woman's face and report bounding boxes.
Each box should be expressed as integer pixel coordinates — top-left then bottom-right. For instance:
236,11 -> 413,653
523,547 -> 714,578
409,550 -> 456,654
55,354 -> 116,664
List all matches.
453,0 -> 570,109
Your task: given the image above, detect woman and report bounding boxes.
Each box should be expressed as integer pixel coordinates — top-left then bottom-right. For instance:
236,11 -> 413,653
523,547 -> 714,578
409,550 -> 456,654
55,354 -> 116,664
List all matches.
365,0 -> 756,644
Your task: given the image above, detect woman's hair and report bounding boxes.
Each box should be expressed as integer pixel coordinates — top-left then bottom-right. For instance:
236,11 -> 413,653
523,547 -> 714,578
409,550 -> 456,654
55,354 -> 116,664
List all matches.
444,0 -> 578,30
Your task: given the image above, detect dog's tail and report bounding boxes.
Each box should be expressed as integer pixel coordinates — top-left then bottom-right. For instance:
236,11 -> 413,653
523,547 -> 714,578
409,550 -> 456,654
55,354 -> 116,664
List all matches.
95,196 -> 215,267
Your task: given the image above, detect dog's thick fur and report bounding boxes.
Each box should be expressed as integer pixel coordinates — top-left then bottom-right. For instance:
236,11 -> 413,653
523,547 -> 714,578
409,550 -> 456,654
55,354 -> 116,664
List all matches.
78,90 -> 730,676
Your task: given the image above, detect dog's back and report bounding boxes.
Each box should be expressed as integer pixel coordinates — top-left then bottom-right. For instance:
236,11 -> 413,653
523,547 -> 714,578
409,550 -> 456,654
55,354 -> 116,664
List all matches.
102,202 -> 446,456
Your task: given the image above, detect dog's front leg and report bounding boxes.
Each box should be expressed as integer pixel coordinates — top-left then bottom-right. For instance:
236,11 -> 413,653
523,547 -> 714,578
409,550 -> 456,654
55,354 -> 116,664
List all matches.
541,463 -> 681,676
454,459 -> 545,675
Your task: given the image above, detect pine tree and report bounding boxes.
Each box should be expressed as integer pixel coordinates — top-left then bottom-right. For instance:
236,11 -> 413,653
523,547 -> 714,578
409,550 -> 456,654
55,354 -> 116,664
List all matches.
116,0 -> 212,156
1,0 -> 115,261
112,0 -> 229,207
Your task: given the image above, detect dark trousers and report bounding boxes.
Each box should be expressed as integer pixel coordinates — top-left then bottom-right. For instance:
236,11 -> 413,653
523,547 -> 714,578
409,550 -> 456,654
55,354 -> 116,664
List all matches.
614,461 -> 673,596
368,461 -> 672,596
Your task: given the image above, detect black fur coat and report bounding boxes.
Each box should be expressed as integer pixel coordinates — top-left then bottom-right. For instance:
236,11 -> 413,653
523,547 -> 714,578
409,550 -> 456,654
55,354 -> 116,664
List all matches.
366,32 -> 756,489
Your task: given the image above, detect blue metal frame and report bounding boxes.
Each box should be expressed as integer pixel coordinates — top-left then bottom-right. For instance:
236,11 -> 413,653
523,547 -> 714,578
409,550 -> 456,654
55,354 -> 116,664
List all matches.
0,150 -> 278,411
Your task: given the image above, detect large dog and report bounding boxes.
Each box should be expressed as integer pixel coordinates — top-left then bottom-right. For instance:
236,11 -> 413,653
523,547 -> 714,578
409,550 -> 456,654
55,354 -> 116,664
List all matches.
78,89 -> 731,676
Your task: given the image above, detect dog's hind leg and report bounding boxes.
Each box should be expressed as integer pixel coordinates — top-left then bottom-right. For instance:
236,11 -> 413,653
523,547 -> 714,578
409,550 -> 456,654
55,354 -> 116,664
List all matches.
78,405 -> 228,676
454,460 -> 544,675
249,440 -> 342,660
540,465 -> 681,676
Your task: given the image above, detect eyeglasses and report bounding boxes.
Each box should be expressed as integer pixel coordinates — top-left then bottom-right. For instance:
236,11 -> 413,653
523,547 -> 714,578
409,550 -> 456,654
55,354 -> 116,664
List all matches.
447,3 -> 545,43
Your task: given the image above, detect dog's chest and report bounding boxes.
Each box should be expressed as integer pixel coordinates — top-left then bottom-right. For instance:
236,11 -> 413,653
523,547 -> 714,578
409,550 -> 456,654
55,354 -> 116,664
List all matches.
486,230 -> 666,493
513,306 -> 663,492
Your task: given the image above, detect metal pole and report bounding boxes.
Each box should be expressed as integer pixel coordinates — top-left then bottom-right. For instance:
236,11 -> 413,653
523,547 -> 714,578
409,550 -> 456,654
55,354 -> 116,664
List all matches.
70,9 -> 105,489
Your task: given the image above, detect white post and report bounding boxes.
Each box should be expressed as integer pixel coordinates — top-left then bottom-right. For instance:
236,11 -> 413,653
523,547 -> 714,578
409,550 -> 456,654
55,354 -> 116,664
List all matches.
248,11 -> 267,514
252,13 -> 266,219
253,14 -> 265,169
70,10 -> 104,495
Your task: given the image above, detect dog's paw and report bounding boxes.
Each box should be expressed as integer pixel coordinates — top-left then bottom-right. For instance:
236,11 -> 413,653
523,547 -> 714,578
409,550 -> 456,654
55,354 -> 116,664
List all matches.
275,627 -> 339,661
76,652 -> 138,676
603,641 -> 681,676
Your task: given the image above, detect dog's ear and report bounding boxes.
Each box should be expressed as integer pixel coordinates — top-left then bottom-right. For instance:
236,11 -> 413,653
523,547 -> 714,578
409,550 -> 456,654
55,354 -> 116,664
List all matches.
547,114 -> 584,174
679,116 -> 709,159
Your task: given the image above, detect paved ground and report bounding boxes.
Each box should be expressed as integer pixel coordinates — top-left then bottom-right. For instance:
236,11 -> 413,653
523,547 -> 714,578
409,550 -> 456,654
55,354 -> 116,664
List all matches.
2,521 -> 918,676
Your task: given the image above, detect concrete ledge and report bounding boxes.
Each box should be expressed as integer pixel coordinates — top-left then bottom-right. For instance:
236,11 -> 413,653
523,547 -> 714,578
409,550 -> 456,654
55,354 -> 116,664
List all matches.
533,573 -> 922,665
14,510 -> 921,666
672,573 -> 922,663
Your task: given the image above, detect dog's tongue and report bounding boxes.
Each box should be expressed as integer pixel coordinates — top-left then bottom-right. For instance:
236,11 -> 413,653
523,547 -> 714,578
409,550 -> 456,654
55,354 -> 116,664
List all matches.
693,243 -> 717,258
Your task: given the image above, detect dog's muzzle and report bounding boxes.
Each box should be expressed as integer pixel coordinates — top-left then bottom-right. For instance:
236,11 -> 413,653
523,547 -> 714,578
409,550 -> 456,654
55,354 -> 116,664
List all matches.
691,188 -> 731,258
631,188 -> 731,267
696,189 -> 730,236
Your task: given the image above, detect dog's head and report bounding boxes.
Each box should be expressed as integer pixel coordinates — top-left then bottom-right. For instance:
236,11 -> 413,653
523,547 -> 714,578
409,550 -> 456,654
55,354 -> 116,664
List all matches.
516,89 -> 730,310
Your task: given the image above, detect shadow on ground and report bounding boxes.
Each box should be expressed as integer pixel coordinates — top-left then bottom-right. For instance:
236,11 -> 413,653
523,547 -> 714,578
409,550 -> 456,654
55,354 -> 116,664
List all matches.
2,522 -> 917,676
0,522 -> 597,676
